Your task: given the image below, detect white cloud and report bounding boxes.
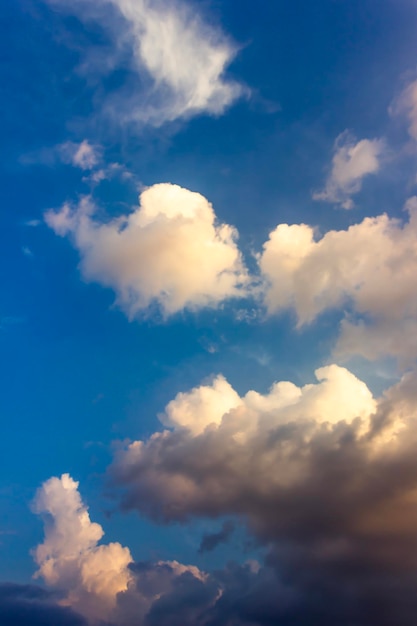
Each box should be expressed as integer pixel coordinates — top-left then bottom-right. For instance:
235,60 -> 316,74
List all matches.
391,78 -> 417,142
32,474 -> 133,622
313,131 -> 385,209
45,183 -> 248,317
259,197 -> 417,361
46,0 -> 245,127
58,141 -> 100,170
32,474 -> 219,625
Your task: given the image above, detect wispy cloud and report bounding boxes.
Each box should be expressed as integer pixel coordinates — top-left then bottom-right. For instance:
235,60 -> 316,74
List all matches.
45,0 -> 246,128
259,197 -> 417,362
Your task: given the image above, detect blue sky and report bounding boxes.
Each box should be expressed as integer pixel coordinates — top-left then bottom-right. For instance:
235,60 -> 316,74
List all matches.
1,1 -> 417,624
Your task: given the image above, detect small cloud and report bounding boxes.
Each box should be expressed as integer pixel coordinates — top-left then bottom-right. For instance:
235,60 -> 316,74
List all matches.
21,246 -> 33,258
58,140 -> 100,170
313,131 -> 385,209
23,219 -> 41,227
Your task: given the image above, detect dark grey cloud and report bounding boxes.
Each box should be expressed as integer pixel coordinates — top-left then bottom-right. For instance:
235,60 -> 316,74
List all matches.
199,521 -> 235,553
0,583 -> 88,626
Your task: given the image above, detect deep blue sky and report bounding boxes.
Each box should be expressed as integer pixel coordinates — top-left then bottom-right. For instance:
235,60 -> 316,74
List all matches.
1,0 -> 417,598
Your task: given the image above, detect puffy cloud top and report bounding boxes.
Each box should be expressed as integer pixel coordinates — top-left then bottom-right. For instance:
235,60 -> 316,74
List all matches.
45,183 -> 248,317
259,198 -> 417,361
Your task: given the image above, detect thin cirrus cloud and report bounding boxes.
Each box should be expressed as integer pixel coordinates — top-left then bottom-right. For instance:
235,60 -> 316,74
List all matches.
45,0 -> 245,127
313,131 -> 385,209
107,363 -> 417,624
259,196 -> 417,362
45,183 -> 249,317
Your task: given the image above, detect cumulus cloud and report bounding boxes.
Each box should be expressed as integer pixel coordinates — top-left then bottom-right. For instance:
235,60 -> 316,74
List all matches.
313,131 -> 385,208
46,0 -> 244,127
111,364 -> 377,522
259,197 -> 417,361
109,364 -> 417,624
31,475 -> 223,626
45,183 -> 248,317
32,474 -> 133,623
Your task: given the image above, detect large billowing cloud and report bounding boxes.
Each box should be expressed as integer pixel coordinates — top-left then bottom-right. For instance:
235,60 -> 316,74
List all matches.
45,183 -> 248,317
259,197 -> 417,361
313,131 -> 385,209
46,0 -> 244,126
108,364 -> 417,624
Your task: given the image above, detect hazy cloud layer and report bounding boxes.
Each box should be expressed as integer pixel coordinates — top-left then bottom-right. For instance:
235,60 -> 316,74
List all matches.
313,131 -> 385,208
45,183 -> 248,317
45,0 -> 244,127
259,197 -> 417,361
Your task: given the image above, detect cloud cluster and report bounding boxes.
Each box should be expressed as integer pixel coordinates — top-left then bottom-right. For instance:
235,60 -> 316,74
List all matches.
259,197 -> 417,361
46,0 -> 244,127
45,183 -> 248,317
313,131 -> 385,208
30,475 -> 225,626
107,364 -> 417,624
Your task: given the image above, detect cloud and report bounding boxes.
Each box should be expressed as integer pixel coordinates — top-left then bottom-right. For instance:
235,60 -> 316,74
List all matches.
0,583 -> 87,626
313,131 -> 385,209
32,474 -> 133,623
391,77 -> 417,142
45,0 -> 245,127
20,141 -> 100,171
45,183 -> 248,317
199,521 -> 235,554
111,364 -> 377,522
58,141 -> 100,170
31,475 -> 223,626
108,364 -> 417,624
259,197 -> 417,362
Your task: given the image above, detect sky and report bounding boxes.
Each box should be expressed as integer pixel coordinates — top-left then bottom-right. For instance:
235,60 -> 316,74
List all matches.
1,0 -> 417,624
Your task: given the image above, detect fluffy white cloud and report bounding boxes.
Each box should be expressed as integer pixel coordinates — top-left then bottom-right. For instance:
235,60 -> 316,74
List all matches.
45,183 -> 248,317
259,197 -> 417,361
313,131 -> 385,209
32,474 -> 132,622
